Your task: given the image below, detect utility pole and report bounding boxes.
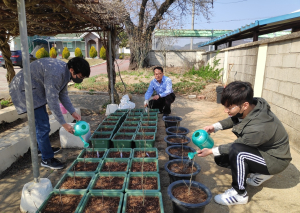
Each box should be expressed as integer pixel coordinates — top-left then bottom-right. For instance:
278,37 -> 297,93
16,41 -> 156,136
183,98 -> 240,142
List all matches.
190,1 -> 195,50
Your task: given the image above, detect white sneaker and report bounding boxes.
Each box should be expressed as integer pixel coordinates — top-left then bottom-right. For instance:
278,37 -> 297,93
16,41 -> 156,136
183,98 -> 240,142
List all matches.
246,173 -> 274,186
214,188 -> 248,206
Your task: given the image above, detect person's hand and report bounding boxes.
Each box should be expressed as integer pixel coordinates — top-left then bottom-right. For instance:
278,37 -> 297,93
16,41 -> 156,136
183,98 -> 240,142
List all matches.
152,95 -> 160,100
197,148 -> 213,157
144,100 -> 149,107
203,125 -> 215,134
72,112 -> 81,121
62,123 -> 74,134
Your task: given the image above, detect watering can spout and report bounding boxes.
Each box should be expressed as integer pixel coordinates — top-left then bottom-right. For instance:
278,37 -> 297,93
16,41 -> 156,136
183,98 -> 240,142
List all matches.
188,152 -> 198,160
79,135 -> 89,148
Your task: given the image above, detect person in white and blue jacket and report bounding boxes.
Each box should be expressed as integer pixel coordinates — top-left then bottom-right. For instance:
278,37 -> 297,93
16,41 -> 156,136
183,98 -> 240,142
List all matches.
9,57 -> 90,170
144,66 -> 175,116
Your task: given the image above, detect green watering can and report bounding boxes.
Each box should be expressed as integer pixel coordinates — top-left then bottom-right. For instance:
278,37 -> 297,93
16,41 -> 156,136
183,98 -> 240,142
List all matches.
188,129 -> 214,159
73,121 -> 90,148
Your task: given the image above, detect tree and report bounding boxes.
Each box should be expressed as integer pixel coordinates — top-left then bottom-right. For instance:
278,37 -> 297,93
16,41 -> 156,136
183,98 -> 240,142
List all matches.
118,31 -> 128,48
122,0 -> 211,70
62,47 -> 70,59
75,47 -> 83,57
36,47 -> 49,59
49,47 -> 57,58
100,46 -> 106,60
89,46 -> 97,59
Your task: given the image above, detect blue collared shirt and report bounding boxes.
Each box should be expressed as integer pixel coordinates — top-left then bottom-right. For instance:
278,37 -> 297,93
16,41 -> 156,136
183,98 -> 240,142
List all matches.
145,75 -> 173,100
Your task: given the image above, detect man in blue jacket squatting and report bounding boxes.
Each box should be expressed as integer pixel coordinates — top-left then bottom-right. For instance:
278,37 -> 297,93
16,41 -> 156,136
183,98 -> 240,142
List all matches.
9,57 -> 90,170
144,66 -> 175,116
197,81 -> 291,206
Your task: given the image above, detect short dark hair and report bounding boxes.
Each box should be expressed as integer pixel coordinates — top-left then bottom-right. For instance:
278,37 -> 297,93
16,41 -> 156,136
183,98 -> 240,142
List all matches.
67,57 -> 90,77
153,66 -> 163,73
221,81 -> 253,107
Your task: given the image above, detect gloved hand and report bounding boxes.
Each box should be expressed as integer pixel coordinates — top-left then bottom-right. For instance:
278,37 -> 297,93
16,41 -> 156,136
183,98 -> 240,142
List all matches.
144,100 -> 149,107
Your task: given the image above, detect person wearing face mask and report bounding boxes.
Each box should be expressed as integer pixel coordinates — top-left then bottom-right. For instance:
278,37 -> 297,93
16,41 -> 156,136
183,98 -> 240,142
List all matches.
196,81 -> 291,206
9,57 -> 90,169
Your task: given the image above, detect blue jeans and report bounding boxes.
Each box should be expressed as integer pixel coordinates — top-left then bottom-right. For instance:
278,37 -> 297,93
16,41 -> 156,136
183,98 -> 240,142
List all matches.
34,105 -> 54,160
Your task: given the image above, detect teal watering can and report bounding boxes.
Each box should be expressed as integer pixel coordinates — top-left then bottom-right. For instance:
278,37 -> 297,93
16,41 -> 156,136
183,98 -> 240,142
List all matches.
188,129 -> 214,159
73,121 -> 90,148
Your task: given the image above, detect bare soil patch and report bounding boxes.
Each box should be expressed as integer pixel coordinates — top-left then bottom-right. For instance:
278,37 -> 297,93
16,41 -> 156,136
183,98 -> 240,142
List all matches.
172,185 -> 207,204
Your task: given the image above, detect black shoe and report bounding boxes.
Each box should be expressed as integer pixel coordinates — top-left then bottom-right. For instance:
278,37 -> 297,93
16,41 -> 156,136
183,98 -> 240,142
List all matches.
41,158 -> 64,169
38,147 -> 61,156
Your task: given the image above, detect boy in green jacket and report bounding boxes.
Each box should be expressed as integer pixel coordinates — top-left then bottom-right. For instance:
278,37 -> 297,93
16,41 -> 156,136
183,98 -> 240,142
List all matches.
197,81 -> 292,206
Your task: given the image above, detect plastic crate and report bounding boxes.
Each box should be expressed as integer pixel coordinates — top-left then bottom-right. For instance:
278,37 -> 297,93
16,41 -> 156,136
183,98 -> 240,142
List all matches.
67,158 -> 102,173
111,133 -> 135,148
54,172 -> 95,192
89,172 -> 127,192
133,132 -> 156,148
125,172 -> 161,193
77,148 -> 108,159
99,158 -> 130,173
129,158 -> 159,173
90,132 -> 112,148
105,148 -> 133,159
133,148 -> 158,159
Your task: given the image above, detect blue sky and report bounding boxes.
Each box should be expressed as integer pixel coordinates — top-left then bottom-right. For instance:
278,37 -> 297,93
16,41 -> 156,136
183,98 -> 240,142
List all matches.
184,0 -> 300,30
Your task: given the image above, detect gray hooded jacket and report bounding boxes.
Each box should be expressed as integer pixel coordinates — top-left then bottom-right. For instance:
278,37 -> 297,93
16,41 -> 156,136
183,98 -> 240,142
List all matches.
218,98 -> 292,175
9,58 -> 75,125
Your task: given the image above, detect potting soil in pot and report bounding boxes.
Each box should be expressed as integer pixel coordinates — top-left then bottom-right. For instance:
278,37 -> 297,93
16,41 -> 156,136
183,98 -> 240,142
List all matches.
74,162 -> 99,171
134,151 -> 156,158
106,118 -> 119,121
102,162 -> 128,172
93,176 -> 125,189
138,129 -> 155,132
169,148 -> 190,157
141,123 -> 156,126
168,137 -> 188,143
128,177 -> 158,190
123,123 -> 138,127
114,135 -> 133,140
169,129 -> 187,134
172,185 -> 207,204
119,128 -> 136,133
92,134 -> 111,139
127,118 -> 140,121
142,118 -> 156,121
84,197 -> 120,213
84,151 -> 105,158
168,162 -> 197,174
108,151 -> 131,158
135,135 -> 154,140
60,177 -> 91,189
97,127 -> 114,131
131,162 -> 157,172
101,122 -> 116,125
126,196 -> 160,213
42,195 -> 82,213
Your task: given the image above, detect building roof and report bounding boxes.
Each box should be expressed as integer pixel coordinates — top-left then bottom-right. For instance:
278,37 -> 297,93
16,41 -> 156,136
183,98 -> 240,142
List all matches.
198,11 -> 300,47
153,29 -> 231,37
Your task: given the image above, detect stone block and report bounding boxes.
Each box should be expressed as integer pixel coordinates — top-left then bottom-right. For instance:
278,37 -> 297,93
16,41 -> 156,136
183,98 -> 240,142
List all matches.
283,96 -> 300,114
292,84 -> 300,100
267,43 -> 278,55
197,95 -> 206,100
278,81 -> 293,96
265,66 -> 276,79
282,123 -> 300,151
271,92 -> 285,107
296,55 -> 300,68
282,54 -> 297,68
286,68 -> 300,83
291,37 -> 300,53
246,56 -> 257,66
277,40 -> 292,54
246,46 -> 259,56
262,90 -> 273,103
268,54 -> 283,67
264,78 -> 279,92
188,95 -> 196,99
274,67 -> 288,81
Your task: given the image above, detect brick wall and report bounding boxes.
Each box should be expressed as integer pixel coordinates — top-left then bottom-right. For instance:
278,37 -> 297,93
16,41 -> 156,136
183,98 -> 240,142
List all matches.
262,37 -> 300,151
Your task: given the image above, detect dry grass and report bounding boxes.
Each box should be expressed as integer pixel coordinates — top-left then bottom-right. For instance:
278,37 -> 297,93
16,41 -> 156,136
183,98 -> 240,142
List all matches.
60,58 -> 105,67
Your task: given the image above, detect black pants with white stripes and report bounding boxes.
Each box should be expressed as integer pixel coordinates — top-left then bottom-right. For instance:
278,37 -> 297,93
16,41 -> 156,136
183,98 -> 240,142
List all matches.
214,143 -> 270,194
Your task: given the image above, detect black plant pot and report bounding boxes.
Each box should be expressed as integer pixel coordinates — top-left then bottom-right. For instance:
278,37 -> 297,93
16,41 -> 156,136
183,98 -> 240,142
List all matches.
166,126 -> 190,136
165,145 -> 196,160
164,159 -> 201,184
164,135 -> 191,147
167,180 -> 212,213
162,116 -> 182,128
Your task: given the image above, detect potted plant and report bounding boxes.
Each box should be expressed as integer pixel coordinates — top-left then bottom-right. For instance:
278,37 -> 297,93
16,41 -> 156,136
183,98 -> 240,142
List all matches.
133,148 -> 158,158
165,145 -> 196,160
164,135 -> 191,147
54,172 -> 95,192
162,116 -> 182,128
100,158 -> 130,173
89,172 -> 127,192
166,126 -> 190,136
125,172 -> 160,193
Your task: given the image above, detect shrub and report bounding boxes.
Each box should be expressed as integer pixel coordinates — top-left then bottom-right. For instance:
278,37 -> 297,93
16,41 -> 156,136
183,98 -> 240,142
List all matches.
49,47 -> 57,58
119,53 -> 124,59
35,47 -> 49,59
184,51 -> 223,82
75,47 -> 83,57
62,47 -> 70,59
0,100 -> 9,107
100,46 -> 106,60
89,46 -> 97,59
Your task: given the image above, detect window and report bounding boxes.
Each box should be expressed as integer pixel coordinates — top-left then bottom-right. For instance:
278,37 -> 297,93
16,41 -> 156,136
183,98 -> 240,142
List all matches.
67,42 -> 73,48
